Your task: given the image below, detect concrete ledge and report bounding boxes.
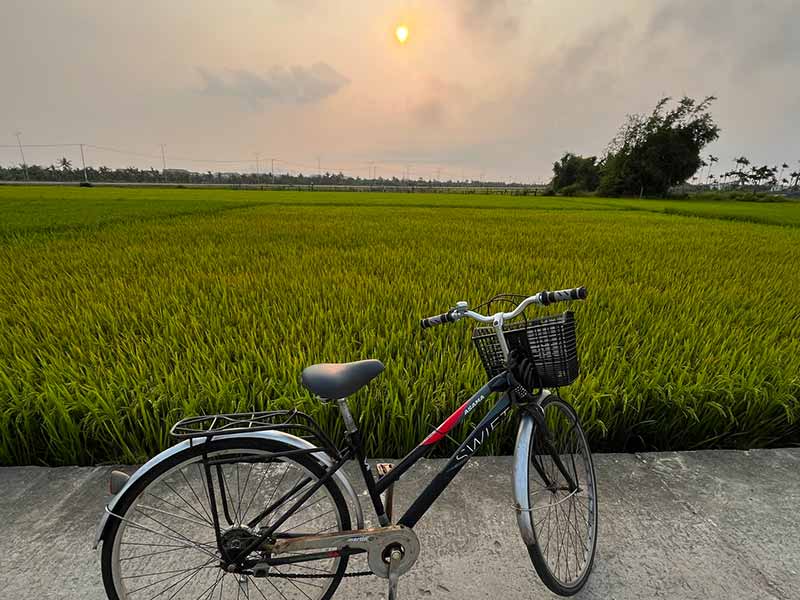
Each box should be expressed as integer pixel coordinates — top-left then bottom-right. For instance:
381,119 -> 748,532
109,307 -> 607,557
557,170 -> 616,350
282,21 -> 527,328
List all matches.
1,449 -> 798,599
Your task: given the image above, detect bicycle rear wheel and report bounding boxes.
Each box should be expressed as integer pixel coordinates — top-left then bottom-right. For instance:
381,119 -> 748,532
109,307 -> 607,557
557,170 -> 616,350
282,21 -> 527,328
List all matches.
514,395 -> 598,596
100,437 -> 351,600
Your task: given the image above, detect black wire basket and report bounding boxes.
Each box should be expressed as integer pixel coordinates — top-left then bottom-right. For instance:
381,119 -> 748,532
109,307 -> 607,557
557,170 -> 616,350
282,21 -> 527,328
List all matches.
472,311 -> 579,388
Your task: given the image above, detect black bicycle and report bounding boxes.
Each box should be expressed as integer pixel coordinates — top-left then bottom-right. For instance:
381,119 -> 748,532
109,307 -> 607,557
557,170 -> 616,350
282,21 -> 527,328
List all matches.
96,287 -> 598,599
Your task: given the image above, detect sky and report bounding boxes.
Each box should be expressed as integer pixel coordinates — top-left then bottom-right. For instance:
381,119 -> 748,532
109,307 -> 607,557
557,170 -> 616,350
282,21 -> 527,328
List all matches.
1,0 -> 798,183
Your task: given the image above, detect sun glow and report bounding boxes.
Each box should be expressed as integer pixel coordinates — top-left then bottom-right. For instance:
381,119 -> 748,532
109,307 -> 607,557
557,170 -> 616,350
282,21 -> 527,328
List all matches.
395,24 -> 409,44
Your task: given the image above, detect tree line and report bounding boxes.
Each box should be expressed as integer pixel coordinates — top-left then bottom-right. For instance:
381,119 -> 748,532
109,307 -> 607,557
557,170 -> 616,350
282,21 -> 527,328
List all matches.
0,160 -> 516,188
549,96 -> 799,197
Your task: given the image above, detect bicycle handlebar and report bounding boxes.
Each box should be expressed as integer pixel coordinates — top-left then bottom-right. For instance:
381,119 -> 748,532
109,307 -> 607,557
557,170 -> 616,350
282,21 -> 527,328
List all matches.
420,286 -> 588,329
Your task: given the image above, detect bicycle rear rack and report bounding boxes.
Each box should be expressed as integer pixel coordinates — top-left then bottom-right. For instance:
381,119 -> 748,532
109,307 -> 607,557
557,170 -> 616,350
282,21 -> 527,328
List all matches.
170,409 -> 340,457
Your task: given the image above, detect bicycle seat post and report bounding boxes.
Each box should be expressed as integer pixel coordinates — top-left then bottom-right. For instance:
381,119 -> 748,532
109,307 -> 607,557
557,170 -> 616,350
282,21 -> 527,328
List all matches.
337,397 -> 391,527
336,398 -> 358,434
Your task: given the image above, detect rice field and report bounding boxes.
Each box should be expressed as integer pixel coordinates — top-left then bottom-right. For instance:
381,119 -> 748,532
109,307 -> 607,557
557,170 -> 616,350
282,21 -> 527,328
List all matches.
1,186 -> 799,466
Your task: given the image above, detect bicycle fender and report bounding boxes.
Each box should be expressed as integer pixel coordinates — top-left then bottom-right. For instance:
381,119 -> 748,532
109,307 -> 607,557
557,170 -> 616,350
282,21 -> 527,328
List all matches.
94,430 -> 365,548
512,390 -> 551,547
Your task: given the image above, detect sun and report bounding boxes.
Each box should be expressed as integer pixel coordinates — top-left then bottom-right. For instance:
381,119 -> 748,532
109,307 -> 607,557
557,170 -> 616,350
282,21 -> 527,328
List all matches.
395,24 -> 409,44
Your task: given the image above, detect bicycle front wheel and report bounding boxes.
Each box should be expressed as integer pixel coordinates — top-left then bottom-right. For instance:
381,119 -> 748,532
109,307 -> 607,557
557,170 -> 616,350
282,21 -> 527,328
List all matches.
514,395 -> 598,596
100,437 -> 351,600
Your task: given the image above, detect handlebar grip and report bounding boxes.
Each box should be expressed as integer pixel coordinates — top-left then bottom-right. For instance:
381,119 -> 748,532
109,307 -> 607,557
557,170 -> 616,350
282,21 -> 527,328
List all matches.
540,286 -> 588,306
420,310 -> 456,329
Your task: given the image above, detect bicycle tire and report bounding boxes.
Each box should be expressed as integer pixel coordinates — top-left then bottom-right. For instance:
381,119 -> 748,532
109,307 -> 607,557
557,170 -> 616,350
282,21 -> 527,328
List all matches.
100,436 -> 351,600
517,395 -> 598,596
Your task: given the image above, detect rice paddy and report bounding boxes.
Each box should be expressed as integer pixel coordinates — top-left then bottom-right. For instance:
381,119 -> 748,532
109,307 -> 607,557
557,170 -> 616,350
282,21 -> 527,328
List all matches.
1,186 -> 798,465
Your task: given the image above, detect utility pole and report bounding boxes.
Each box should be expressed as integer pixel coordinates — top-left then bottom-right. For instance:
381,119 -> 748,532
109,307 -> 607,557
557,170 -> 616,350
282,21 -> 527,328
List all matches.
271,158 -> 275,183
14,131 -> 28,181
160,144 -> 167,182
317,156 -> 321,178
255,152 -> 260,180
79,143 -> 88,183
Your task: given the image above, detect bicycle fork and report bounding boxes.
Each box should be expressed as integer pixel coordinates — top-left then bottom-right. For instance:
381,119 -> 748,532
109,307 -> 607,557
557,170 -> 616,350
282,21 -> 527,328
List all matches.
523,404 -> 579,493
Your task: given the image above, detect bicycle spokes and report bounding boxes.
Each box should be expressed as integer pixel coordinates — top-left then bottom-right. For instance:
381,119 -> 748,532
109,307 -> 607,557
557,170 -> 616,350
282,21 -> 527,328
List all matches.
525,397 -> 598,593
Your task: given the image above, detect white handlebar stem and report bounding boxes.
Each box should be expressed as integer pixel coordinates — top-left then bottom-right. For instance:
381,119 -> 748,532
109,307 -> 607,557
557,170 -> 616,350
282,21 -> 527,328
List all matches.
456,293 -> 544,324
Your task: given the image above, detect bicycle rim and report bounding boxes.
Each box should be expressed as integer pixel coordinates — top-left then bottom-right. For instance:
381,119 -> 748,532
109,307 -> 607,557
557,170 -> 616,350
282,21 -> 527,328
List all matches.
525,397 -> 598,595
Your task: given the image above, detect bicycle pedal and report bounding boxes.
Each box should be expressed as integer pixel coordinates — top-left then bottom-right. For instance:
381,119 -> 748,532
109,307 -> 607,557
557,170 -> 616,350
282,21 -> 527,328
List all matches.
375,463 -> 394,476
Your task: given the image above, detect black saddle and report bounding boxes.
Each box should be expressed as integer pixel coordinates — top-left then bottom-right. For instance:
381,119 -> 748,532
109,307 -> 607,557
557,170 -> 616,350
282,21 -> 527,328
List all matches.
301,359 -> 385,399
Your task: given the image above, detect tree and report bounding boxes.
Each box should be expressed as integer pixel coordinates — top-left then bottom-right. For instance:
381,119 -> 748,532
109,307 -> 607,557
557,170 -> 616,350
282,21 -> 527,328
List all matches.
750,165 -> 775,188
705,154 -> 718,185
777,163 -> 789,187
550,152 -> 601,193
597,96 -> 720,197
58,157 -> 72,172
731,156 -> 751,187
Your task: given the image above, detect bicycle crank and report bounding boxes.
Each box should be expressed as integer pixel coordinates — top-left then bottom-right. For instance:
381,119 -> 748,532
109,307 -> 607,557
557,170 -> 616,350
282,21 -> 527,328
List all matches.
262,524 -> 420,579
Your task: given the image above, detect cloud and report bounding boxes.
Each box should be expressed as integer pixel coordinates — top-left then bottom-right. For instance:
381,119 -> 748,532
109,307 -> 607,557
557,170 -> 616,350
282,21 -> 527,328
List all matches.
647,0 -> 800,77
197,62 -> 349,107
410,77 -> 471,128
456,0 -> 520,42
412,99 -> 445,126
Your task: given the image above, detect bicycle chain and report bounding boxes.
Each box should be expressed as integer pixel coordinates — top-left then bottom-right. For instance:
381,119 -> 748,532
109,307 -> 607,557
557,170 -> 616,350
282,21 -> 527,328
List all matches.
266,570 -> 373,579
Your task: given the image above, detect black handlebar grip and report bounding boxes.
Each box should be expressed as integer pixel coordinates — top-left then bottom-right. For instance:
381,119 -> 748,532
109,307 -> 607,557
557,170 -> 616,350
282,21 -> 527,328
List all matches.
541,286 -> 588,305
420,310 -> 456,329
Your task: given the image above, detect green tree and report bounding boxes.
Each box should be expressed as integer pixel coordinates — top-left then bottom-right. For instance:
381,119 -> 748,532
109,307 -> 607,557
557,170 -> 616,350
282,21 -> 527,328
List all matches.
705,154 -> 718,184
550,152 -> 601,193
598,96 -> 720,197
778,162 -> 788,178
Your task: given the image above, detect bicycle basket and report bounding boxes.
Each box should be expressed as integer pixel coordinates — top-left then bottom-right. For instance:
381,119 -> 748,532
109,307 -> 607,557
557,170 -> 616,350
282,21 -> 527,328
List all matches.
471,311 -> 578,388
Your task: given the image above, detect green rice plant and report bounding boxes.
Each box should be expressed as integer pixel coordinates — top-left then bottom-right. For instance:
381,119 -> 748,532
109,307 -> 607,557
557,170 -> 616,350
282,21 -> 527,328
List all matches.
0,187 -> 798,465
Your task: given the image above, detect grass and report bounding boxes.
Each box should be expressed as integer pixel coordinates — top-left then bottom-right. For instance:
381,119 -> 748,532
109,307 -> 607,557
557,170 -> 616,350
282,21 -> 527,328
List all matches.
0,187 -> 266,238
1,186 -> 799,465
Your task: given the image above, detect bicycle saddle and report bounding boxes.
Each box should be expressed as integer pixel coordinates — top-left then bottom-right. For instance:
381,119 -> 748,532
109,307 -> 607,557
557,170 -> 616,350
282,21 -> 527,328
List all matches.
301,359 -> 385,399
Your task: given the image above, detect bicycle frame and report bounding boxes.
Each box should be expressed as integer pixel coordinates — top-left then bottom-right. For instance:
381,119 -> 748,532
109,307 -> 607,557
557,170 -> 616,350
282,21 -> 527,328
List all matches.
223,371 -> 554,566
378,372 -> 511,527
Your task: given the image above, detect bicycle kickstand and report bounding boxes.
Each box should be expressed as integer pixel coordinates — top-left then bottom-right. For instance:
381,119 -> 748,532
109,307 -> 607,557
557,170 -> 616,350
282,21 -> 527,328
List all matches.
387,547 -> 403,600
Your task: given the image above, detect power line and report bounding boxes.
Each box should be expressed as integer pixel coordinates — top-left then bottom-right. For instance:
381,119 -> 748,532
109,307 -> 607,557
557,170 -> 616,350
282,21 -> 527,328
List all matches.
1,137 -> 522,183
0,142 -> 79,148
84,144 -> 161,160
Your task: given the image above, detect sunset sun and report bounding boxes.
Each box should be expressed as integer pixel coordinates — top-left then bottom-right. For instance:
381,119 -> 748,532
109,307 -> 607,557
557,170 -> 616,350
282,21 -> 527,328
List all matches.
395,24 -> 409,44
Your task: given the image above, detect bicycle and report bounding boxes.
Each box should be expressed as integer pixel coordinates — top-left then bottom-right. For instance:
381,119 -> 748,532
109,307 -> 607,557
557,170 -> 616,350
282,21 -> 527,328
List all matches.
96,286 -> 598,599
